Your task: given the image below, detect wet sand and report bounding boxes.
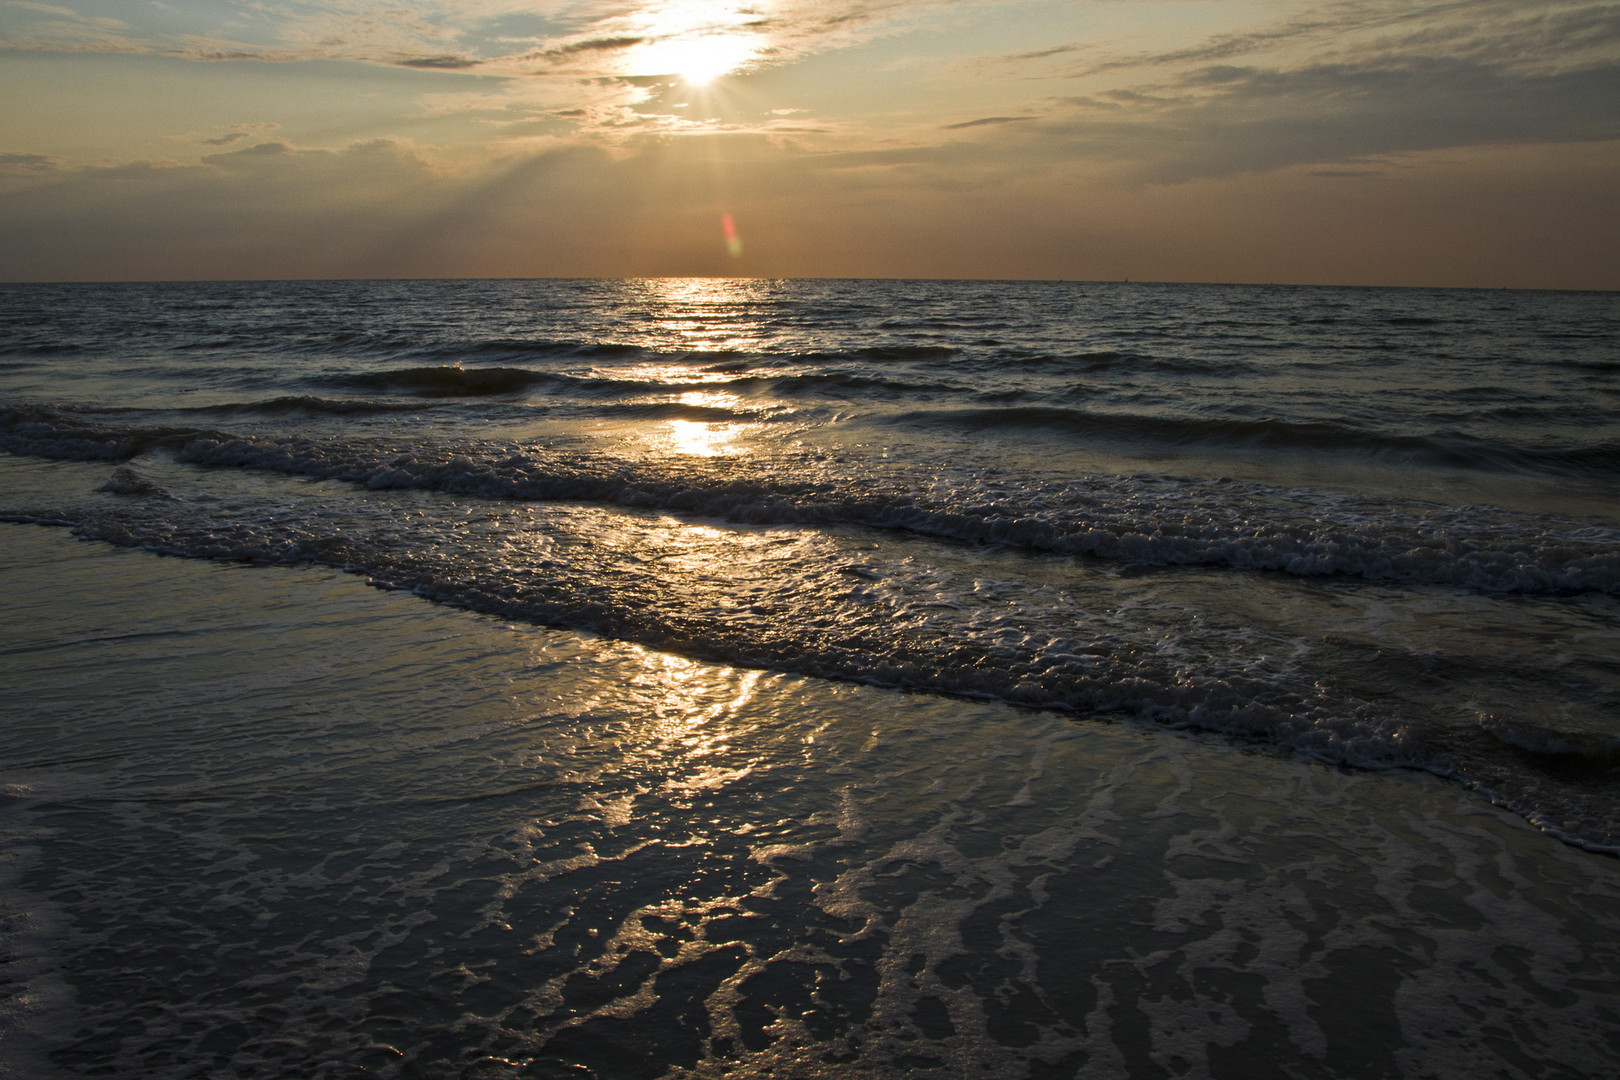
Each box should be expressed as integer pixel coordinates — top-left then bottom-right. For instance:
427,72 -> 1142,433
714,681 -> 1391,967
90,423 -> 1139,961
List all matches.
3,522 -> 1618,1078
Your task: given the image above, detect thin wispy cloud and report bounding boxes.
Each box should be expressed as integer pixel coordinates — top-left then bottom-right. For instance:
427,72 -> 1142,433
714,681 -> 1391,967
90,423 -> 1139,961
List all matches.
944,116 -> 1034,130
0,150 -> 63,174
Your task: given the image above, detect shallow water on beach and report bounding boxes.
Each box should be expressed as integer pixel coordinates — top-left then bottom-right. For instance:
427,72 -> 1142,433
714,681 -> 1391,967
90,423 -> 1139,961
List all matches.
3,525 -> 1620,1079
3,279 -> 1620,1075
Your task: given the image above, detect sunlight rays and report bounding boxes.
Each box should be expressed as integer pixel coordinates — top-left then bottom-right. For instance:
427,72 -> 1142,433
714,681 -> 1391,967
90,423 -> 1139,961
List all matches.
636,30 -> 763,86
619,1 -> 769,85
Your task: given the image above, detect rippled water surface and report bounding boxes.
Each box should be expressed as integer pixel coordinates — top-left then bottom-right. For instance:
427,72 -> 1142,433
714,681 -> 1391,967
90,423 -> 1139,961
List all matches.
3,279 -> 1617,850
2,278 -> 1619,1075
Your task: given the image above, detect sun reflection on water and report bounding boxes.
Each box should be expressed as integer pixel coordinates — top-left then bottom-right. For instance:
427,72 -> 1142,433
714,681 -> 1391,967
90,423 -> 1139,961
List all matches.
665,390 -> 744,456
664,420 -> 726,456
616,644 -> 768,803
603,279 -> 796,454
616,277 -> 787,355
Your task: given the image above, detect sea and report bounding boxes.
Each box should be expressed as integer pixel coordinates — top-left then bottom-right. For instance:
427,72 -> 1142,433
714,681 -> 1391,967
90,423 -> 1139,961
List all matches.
1,278 -> 1618,1078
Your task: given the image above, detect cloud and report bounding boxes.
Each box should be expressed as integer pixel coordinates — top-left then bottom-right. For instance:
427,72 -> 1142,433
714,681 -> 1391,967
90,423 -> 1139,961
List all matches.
1007,44 -> 1079,63
4,129 -> 1614,287
2,0 -> 1615,289
944,116 -> 1034,130
0,151 -> 62,174
201,139 -> 297,165
947,1 -> 1620,182
7,1 -> 96,14
0,1 -> 953,73
396,54 -> 482,70
0,0 -> 138,52
0,127 -> 956,279
1063,0 -> 1620,78
0,1 -> 976,147
5,1 -> 125,26
0,135 -> 452,279
534,36 -> 646,60
964,59 -> 1617,186
197,121 -> 283,147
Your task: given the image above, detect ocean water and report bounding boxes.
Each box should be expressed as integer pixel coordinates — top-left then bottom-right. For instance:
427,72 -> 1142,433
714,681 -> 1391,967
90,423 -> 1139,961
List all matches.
2,279 -> 1619,1076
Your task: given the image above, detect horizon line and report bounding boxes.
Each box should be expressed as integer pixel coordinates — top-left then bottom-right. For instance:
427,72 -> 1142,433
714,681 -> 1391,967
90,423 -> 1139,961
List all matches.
2,275 -> 1610,294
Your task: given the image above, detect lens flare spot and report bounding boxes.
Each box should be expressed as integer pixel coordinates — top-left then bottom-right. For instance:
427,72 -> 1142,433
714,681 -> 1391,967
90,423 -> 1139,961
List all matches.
723,214 -> 743,258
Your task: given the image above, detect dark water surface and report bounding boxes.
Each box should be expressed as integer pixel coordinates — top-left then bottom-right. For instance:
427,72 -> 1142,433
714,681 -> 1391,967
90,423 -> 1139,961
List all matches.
2,279 -> 1619,1075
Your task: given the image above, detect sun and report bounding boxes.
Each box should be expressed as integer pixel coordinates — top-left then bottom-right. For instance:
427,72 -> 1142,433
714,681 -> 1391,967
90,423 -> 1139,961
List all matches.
639,31 -> 760,85
624,1 -> 765,85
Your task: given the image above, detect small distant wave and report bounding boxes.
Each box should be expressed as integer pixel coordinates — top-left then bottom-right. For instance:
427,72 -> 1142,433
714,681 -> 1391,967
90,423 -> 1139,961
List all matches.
1520,441 -> 1620,477
0,342 -> 84,358
174,337 -> 251,351
1066,351 -> 1231,375
980,349 -> 1251,376
1479,714 -> 1620,767
884,407 -> 1620,480
165,300 -> 239,312
1559,357 -> 1620,373
1067,350 -> 1128,369
312,364 -> 962,403
419,340 -> 912,370
595,401 -> 759,422
1000,350 -> 1120,368
877,317 -> 1011,331
578,370 -> 961,399
97,465 -> 165,497
804,345 -> 958,362
318,366 -> 559,396
209,396 -> 423,417
734,371 -> 964,398
418,339 -> 648,363
0,405 -> 207,461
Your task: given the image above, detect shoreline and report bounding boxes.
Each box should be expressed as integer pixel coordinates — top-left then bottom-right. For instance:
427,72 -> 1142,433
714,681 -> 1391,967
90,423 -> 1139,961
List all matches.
4,522 -> 1620,1077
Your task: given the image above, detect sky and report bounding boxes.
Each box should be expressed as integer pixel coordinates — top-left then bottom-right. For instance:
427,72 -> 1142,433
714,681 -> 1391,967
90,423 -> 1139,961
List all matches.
1,0 -> 1617,287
